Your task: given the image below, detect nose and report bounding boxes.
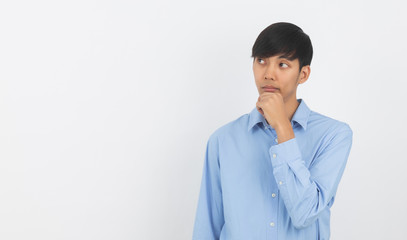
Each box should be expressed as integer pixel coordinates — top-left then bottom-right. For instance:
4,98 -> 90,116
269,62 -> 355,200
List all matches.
264,64 -> 275,80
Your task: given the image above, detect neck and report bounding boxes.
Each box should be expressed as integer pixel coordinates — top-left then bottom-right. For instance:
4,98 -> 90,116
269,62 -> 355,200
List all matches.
285,98 -> 300,121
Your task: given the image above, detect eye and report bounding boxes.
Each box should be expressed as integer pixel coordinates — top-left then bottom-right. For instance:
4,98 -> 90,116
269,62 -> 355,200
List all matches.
257,58 -> 265,64
280,62 -> 288,68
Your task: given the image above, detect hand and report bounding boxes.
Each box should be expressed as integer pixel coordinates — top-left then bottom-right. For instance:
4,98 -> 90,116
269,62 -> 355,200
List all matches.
256,92 -> 289,130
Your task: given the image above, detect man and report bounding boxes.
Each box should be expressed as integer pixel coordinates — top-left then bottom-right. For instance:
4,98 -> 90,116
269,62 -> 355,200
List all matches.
192,22 -> 353,240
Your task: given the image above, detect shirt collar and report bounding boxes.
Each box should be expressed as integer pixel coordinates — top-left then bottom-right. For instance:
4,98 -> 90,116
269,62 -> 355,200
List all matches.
247,98 -> 311,132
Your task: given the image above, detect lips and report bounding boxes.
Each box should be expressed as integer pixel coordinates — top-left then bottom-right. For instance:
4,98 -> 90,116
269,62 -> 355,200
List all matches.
262,85 -> 278,92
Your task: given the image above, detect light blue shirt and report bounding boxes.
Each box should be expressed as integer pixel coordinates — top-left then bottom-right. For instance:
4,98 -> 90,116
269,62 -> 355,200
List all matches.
192,98 -> 353,240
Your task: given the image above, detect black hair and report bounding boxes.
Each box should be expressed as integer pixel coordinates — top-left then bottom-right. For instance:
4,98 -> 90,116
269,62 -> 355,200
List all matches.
251,22 -> 313,71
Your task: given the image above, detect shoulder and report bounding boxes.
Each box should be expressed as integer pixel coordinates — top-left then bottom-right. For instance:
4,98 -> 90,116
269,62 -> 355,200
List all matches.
308,110 -> 353,140
207,112 -> 250,142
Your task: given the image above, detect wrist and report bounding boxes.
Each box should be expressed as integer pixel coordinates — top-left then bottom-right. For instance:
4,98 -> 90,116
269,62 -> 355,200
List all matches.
275,120 -> 295,143
275,119 -> 292,132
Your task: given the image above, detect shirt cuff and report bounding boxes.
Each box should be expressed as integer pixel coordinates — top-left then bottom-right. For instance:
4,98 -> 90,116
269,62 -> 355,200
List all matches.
269,137 -> 302,167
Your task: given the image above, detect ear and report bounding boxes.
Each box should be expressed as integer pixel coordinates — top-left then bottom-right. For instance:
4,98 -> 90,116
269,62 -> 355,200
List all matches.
298,65 -> 311,84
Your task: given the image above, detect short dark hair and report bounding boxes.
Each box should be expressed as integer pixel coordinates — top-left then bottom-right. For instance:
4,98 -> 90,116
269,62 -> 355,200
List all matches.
251,22 -> 313,71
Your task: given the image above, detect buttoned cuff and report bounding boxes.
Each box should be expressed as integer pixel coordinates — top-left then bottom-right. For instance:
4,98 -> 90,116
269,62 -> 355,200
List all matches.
269,137 -> 302,168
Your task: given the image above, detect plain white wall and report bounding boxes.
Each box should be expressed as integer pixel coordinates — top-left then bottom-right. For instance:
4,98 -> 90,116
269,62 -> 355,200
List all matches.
1,0 -> 406,239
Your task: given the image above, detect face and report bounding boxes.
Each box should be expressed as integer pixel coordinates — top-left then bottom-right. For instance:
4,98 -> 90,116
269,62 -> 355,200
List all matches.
253,54 -> 310,103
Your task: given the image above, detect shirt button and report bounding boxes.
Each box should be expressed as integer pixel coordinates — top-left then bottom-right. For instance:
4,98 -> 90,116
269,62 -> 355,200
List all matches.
270,222 -> 275,227
272,193 -> 276,198
279,181 -> 283,185
275,139 -> 278,143
272,153 -> 277,158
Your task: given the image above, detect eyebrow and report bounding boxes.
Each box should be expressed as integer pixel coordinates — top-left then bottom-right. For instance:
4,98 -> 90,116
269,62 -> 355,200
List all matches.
256,54 -> 295,61
277,54 -> 295,60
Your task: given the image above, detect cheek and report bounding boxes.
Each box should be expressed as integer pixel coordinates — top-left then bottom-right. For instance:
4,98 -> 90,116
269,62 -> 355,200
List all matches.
287,72 -> 299,81
253,73 -> 262,83
255,71 -> 262,78
255,79 -> 261,88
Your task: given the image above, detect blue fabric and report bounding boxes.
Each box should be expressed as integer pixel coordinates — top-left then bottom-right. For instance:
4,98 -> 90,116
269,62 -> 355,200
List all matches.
192,98 -> 353,240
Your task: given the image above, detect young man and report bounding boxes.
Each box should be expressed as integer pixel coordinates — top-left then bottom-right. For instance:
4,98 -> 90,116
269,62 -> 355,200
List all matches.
192,22 -> 353,240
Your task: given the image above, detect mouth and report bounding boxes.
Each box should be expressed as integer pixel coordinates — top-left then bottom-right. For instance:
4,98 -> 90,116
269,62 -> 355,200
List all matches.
262,86 -> 279,92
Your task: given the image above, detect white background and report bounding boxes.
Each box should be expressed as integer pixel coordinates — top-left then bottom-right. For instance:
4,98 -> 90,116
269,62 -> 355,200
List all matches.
1,0 -> 406,239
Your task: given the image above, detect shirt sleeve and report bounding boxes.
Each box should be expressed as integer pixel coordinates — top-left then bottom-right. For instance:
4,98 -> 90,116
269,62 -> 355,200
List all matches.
269,123 -> 353,229
192,134 -> 224,240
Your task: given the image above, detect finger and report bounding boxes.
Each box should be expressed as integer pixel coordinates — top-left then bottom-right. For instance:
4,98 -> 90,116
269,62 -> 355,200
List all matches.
259,92 -> 277,101
260,92 -> 276,97
256,102 -> 264,115
257,107 -> 264,115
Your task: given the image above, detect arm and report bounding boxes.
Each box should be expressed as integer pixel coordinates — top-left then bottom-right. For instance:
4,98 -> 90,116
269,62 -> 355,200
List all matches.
192,134 -> 224,239
270,123 -> 353,229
